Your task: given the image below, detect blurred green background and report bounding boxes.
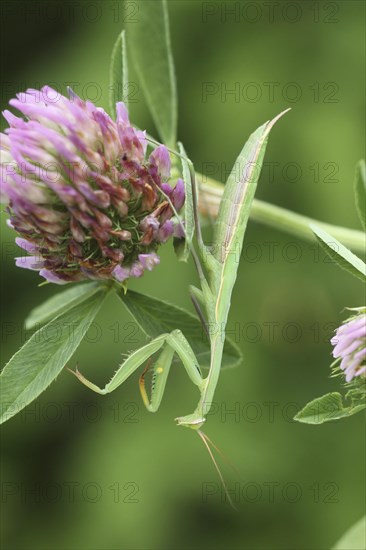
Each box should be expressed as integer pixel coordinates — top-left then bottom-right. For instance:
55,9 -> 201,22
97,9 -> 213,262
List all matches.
1,1 -> 365,549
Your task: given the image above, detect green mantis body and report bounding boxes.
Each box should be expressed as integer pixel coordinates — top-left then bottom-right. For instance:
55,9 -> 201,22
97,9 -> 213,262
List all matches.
72,109 -> 290,430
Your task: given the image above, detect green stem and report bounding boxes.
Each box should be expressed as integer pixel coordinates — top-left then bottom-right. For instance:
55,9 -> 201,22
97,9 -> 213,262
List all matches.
198,174 -> 365,255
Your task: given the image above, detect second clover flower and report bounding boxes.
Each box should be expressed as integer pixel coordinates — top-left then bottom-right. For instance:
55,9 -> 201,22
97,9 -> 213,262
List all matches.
331,309 -> 366,382
0,86 -> 185,284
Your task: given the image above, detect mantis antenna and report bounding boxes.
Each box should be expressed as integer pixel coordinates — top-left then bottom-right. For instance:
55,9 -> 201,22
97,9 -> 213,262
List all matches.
197,430 -> 238,512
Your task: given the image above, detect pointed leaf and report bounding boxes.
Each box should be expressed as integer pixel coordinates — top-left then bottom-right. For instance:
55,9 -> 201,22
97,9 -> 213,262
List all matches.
311,224 -> 366,282
109,30 -> 129,118
0,287 -> 107,424
118,289 -> 242,369
294,392 -> 366,424
214,109 -> 290,265
125,0 -> 177,146
354,159 -> 366,231
174,142 -> 195,261
212,110 -> 290,319
25,282 -> 101,330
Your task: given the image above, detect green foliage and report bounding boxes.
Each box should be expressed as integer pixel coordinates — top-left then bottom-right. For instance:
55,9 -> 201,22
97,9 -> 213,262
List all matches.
311,224 -> 366,283
2,0 -> 366,545
125,0 -> 177,146
213,110 -> 290,266
294,392 -> 366,424
25,282 -> 100,330
0,287 -> 107,424
109,30 -> 129,117
174,142 -> 195,262
354,159 -> 366,231
211,110 -> 290,310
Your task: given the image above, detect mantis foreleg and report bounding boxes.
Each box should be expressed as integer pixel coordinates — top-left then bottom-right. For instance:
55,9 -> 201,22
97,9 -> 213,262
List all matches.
139,344 -> 175,412
70,330 -> 204,422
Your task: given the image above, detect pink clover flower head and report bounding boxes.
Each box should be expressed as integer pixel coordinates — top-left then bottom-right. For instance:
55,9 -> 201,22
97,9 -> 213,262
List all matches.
1,86 -> 185,284
331,309 -> 366,382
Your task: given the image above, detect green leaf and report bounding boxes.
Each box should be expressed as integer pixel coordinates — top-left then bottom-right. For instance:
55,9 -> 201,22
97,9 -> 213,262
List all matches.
109,30 -> 129,118
213,110 -> 290,265
311,224 -> 366,283
354,159 -> 366,231
333,516 -> 366,550
125,0 -> 177,146
118,289 -> 242,369
25,282 -> 101,330
211,110 -> 290,318
294,392 -> 366,424
0,287 -> 107,424
174,142 -> 195,262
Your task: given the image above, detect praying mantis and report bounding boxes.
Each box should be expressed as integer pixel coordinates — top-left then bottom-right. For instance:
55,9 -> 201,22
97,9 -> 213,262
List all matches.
72,109 -> 290,431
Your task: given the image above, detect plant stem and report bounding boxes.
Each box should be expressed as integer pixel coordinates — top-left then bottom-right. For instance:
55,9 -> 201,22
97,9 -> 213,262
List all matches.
197,174 -> 365,255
